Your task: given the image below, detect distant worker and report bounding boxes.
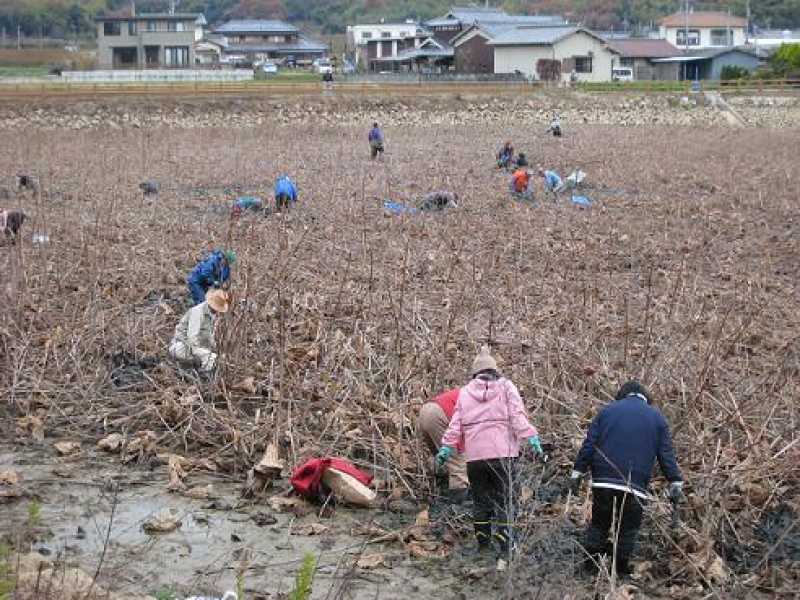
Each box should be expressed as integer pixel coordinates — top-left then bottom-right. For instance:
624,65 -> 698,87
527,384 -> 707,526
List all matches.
514,153 -> 529,169
420,190 -> 458,212
496,141 -> 514,170
418,389 -> 469,503
539,167 -> 564,199
187,249 -> 236,306
546,114 -> 562,137
231,196 -> 263,217
569,381 -> 683,576
438,347 -> 544,568
510,166 -> 533,202
368,122 -> 385,161
169,289 -> 230,374
139,180 -> 160,202
274,175 -> 298,211
1,209 -> 25,243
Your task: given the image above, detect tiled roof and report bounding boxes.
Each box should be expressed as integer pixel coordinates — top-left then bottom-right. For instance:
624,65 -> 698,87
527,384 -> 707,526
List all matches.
487,26 -> 578,45
608,38 -> 679,58
215,20 -> 298,34
427,7 -> 564,28
660,11 -> 747,28
96,12 -> 205,22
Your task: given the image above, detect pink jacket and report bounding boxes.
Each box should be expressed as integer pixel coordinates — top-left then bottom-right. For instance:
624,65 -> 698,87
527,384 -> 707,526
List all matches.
441,377 -> 538,462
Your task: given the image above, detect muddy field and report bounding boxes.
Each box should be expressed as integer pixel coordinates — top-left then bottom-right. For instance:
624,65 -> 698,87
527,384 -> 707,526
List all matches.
1,93 -> 799,600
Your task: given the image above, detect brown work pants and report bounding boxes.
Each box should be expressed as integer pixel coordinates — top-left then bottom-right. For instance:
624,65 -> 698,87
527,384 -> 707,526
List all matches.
418,402 -> 469,490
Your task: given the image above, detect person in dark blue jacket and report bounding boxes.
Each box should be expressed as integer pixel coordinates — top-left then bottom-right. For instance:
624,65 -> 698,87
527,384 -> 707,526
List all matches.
570,381 -> 683,575
187,249 -> 236,305
274,175 -> 298,211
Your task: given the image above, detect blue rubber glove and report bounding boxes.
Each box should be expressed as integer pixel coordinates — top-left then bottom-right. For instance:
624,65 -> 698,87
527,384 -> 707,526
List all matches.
528,436 -> 544,456
436,446 -> 454,468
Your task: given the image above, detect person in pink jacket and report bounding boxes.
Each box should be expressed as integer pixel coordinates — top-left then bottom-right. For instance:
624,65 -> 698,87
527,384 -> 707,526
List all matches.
437,346 -> 544,563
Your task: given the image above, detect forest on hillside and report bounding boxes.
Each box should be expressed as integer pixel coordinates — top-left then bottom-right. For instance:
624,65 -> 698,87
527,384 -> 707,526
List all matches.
1,0 -> 798,38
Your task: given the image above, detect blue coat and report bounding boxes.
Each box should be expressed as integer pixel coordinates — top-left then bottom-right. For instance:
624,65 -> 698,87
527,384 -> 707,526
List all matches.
543,171 -> 562,191
573,395 -> 682,496
274,177 -> 298,202
188,250 -> 230,288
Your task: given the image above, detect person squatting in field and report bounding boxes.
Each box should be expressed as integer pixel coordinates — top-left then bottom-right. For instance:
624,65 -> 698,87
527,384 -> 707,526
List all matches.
187,249 -> 236,306
496,141 -> 514,170
570,380 -> 684,576
420,190 -> 458,212
539,167 -> 564,199
546,114 -> 562,137
510,166 -> 533,201
168,289 -> 230,374
368,122 -> 385,160
437,347 -> 544,566
1,209 -> 26,242
418,389 -> 469,504
274,175 -> 298,211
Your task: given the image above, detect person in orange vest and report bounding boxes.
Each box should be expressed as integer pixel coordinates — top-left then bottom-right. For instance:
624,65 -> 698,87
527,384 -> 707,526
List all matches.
418,389 -> 469,503
510,166 -> 533,202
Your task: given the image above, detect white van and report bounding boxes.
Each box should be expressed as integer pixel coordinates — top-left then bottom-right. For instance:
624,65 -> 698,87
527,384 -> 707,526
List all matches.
612,67 -> 634,82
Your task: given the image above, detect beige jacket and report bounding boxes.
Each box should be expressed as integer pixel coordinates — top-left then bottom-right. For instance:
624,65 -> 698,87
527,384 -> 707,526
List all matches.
169,302 -> 217,371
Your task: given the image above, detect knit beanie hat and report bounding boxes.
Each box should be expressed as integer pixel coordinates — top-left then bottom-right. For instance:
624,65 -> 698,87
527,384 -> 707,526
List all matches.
471,345 -> 498,376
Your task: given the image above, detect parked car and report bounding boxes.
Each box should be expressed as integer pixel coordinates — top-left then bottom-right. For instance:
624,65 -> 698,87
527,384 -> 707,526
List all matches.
314,59 -> 333,75
261,62 -> 278,74
612,67 -> 634,82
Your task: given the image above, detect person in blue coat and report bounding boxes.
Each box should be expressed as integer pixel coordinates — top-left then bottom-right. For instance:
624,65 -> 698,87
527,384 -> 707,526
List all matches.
274,175 -> 298,211
187,249 -> 236,305
569,381 -> 683,576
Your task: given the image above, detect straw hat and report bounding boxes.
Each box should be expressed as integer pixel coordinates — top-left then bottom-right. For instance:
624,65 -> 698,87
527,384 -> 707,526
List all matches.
206,289 -> 230,313
471,345 -> 497,375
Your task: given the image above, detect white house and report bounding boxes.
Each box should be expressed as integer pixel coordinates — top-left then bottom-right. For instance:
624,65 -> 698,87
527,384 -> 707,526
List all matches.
346,21 -> 431,68
659,11 -> 747,49
489,26 -> 620,82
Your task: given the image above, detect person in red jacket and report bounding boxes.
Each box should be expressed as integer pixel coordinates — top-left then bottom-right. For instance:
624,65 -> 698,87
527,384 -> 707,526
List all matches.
418,388 -> 469,502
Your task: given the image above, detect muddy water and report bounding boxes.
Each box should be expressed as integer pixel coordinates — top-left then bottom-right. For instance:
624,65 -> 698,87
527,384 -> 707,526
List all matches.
0,446 -> 456,600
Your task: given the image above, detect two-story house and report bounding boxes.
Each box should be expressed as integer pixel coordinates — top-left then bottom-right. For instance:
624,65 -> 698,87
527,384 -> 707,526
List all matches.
96,10 -> 206,68
659,11 -> 747,49
347,21 -> 433,69
213,20 -> 327,66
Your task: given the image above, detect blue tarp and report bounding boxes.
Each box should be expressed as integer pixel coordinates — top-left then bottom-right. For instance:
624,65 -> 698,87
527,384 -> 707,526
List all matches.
571,195 -> 592,208
383,201 -> 418,215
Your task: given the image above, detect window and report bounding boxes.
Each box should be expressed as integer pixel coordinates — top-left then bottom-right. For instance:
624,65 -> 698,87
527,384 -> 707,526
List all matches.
164,46 -> 189,66
361,31 -> 372,39
128,21 -> 137,35
103,21 -> 121,36
400,31 -> 407,38
381,31 -> 391,38
710,28 -> 731,46
676,29 -> 700,46
146,20 -> 157,32
167,21 -> 185,32
574,56 -> 592,73
620,57 -> 634,67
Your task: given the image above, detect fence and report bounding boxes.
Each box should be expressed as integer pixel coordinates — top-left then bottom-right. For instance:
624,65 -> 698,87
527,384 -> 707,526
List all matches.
61,69 -> 254,83
339,72 -> 528,84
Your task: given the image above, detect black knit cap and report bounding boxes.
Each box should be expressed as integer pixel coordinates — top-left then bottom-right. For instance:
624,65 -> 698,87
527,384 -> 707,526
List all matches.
615,380 -> 652,404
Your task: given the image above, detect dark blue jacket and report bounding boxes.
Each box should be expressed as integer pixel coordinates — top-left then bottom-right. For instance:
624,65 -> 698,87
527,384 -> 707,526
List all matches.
573,395 -> 682,496
187,250 -> 230,288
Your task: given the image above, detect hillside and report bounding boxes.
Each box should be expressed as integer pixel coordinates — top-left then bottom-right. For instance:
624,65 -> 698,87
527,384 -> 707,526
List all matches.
0,0 -> 798,38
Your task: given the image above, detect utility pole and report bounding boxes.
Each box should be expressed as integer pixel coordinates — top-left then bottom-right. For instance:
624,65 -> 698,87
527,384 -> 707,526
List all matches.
17,24 -> 21,50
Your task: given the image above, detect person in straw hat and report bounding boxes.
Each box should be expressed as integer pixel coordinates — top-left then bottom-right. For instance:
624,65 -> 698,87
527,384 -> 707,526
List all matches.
437,346 -> 544,568
169,289 -> 230,373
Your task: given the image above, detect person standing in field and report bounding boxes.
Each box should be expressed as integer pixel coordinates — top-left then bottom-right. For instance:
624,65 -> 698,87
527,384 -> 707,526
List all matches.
168,289 -> 230,374
496,141 -> 514,170
368,122 -> 385,161
569,381 -> 684,577
418,389 -> 469,503
274,175 -> 298,211
187,249 -> 236,306
437,347 -> 544,569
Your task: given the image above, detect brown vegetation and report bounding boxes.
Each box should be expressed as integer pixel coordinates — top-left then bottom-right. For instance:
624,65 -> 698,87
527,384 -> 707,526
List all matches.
1,101 -> 799,597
